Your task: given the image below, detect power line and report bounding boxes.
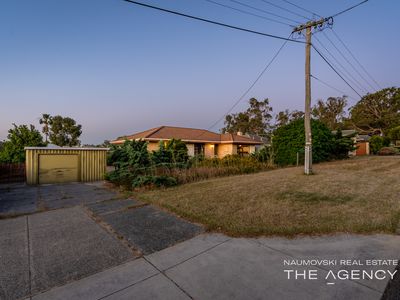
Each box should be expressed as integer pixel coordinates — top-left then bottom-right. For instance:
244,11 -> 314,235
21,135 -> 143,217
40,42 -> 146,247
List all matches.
230,0 -> 300,27
204,0 -> 295,27
311,74 -> 359,101
205,35 -> 292,132
322,31 -> 375,92
259,0 -> 311,21
331,0 -> 369,18
122,0 -> 304,43
330,28 -> 382,89
312,44 -> 362,98
285,0 -> 369,24
313,35 -> 368,94
313,36 -> 367,94
279,0 -> 322,18
229,0 -> 301,24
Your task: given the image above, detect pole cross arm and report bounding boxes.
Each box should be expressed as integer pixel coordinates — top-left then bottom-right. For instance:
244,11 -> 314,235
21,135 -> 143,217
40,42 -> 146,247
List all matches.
292,17 -> 333,33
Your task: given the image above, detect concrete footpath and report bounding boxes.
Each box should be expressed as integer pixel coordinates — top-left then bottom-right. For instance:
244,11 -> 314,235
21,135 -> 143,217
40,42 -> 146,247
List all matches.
32,233 -> 400,300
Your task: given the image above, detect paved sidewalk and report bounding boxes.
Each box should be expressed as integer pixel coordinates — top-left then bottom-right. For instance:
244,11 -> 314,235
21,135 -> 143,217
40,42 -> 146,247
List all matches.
32,233 -> 400,300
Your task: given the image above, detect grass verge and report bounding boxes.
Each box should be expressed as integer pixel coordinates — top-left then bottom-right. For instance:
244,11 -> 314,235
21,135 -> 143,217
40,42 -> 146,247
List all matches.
136,156 -> 400,237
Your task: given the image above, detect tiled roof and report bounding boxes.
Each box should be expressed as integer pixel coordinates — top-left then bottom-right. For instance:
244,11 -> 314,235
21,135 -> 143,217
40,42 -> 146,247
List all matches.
112,126 -> 263,145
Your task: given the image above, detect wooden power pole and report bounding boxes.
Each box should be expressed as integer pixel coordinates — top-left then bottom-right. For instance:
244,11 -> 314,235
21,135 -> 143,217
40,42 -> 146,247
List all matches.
292,18 -> 328,175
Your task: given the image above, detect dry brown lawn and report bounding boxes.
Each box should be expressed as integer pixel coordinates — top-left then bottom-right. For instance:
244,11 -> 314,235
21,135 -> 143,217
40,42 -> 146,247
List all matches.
136,156 -> 400,237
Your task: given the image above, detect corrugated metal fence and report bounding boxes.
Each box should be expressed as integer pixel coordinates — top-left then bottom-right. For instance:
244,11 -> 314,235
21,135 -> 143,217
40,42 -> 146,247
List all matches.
0,163 -> 26,183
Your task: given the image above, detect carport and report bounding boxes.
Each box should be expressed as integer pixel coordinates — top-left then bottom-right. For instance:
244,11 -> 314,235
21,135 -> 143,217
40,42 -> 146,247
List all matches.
25,147 -> 109,184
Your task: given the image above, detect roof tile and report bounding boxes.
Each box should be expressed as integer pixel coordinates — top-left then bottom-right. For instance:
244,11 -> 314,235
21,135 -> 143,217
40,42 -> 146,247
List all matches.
112,126 -> 262,144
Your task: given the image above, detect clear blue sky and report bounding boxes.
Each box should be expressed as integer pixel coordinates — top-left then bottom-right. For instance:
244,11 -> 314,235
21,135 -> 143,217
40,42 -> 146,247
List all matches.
1,0 -> 399,144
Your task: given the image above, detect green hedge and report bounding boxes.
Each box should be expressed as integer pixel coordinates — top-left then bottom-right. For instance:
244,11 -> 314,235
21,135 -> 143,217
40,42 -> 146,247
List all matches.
272,119 -> 349,166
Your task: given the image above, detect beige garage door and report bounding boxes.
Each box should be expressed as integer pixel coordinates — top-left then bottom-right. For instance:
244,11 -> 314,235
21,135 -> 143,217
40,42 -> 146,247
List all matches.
39,154 -> 79,184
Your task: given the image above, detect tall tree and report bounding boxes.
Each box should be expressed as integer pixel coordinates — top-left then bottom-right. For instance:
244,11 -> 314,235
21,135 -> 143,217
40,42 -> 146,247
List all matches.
275,109 -> 304,128
349,87 -> 400,135
221,98 -> 273,136
311,96 -> 347,130
49,115 -> 82,146
275,110 -> 290,128
0,124 -> 45,163
388,126 -> 400,142
39,113 -> 52,143
290,110 -> 305,121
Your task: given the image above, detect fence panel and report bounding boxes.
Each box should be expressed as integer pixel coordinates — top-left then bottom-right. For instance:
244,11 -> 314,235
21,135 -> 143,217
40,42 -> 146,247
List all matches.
0,163 -> 26,183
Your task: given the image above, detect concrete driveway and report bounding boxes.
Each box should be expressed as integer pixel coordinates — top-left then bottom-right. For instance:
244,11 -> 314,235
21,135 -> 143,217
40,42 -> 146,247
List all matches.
0,183 -> 202,299
0,182 -> 119,216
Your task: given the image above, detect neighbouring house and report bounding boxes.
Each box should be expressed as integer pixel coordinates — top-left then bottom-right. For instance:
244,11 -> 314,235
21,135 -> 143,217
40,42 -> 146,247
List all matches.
355,134 -> 371,156
332,129 -> 370,156
111,126 -> 263,158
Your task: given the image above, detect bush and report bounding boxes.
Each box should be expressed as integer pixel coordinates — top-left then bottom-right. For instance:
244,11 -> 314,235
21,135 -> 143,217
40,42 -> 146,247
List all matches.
162,156 -> 269,184
107,140 -> 271,189
194,155 -> 266,172
369,135 -> 390,154
151,139 -> 189,166
388,126 -> 400,142
251,146 -> 275,165
107,140 -> 152,187
108,140 -> 151,170
330,129 -> 356,160
151,141 -> 172,165
132,175 -> 177,188
165,139 -> 189,163
272,119 -> 352,166
107,139 -> 189,188
378,147 -> 399,156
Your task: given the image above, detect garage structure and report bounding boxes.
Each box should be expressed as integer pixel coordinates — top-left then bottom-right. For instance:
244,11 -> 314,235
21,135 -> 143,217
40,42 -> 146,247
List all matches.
25,147 -> 109,185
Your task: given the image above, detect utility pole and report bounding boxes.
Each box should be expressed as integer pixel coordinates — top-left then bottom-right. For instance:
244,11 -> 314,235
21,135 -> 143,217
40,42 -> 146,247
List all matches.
292,18 -> 329,175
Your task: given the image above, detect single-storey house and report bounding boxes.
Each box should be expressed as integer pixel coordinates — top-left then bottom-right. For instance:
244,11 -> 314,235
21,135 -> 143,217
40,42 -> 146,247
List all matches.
111,126 -> 263,158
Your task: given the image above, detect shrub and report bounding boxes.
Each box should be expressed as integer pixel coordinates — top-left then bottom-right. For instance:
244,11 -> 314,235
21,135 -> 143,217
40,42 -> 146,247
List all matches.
378,147 -> 399,156
107,140 -> 271,189
152,175 -> 178,187
251,146 -> 275,165
151,141 -> 172,165
272,119 -> 349,166
330,129 -> 356,160
107,140 -> 152,187
369,135 -> 390,154
165,139 -> 189,163
132,175 -> 177,188
108,139 -> 189,188
388,126 -> 400,142
108,140 -> 151,169
151,139 -> 189,166
154,155 -> 271,185
194,155 -> 266,172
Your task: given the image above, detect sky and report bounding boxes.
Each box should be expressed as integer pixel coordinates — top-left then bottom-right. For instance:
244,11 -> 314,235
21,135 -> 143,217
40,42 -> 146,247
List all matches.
1,0 -> 399,144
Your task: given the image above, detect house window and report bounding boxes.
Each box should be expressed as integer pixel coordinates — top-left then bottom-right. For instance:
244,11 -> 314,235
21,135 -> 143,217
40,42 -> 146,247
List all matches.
237,145 -> 250,156
194,143 -> 205,156
214,144 -> 218,156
